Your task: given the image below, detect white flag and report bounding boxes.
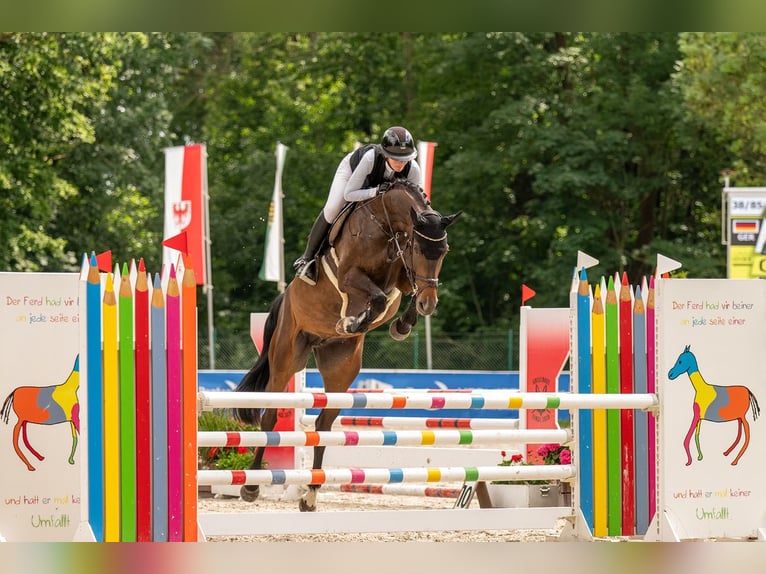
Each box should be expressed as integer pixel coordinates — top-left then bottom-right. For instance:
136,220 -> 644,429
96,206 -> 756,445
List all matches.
259,142 -> 287,285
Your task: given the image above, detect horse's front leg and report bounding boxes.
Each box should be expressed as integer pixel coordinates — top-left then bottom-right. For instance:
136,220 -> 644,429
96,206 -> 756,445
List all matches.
389,296 -> 418,341
300,407 -> 340,512
336,268 -> 388,335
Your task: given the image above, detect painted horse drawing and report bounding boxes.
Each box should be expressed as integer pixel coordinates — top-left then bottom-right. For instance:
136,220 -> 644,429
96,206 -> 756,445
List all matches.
1,355 -> 81,471
668,345 -> 760,466
235,180 -> 461,511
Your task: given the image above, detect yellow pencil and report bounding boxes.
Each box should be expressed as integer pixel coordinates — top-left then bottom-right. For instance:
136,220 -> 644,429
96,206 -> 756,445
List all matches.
591,283 -> 607,537
102,272 -> 120,542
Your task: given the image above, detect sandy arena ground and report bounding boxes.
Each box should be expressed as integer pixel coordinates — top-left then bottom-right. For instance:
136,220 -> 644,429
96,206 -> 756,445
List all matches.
197,485 -> 568,542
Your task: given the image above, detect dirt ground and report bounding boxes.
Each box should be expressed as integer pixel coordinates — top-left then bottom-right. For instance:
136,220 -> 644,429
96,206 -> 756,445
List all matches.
197,485 -> 568,542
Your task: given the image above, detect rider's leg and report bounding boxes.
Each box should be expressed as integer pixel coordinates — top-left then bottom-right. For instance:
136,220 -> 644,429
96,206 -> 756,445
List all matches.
294,212 -> 331,285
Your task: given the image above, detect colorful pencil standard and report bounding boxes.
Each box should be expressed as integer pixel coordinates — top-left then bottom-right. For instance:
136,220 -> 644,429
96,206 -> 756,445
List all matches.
181,257 -> 198,541
618,272 -> 635,536
166,266 -> 183,541
118,263 -> 136,541
591,283 -> 607,537
151,273 -> 168,541
134,259 -> 152,541
604,274 -> 621,536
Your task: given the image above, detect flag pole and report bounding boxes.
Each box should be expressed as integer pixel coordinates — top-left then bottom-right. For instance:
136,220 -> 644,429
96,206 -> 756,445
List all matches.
417,141 -> 437,370
260,142 -> 287,293
201,144 -> 216,369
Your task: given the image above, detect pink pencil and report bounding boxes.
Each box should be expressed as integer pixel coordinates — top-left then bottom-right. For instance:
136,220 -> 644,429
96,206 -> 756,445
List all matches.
166,265 -> 183,541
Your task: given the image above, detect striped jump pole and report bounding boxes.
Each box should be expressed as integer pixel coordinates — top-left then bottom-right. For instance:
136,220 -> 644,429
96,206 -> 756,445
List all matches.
197,428 -> 573,448
302,415 -> 520,430
198,390 -> 657,412
198,463 -> 576,488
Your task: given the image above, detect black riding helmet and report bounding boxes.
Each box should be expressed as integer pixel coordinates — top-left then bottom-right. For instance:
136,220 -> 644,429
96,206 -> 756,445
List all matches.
380,126 -> 417,161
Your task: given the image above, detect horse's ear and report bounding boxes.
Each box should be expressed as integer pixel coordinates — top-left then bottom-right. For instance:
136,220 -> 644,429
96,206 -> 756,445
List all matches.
442,210 -> 463,228
684,344 -> 690,352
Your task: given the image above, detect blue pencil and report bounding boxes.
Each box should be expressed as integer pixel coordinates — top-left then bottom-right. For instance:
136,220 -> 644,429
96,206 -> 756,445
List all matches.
86,253 -> 104,541
576,267 -> 594,531
151,273 -> 168,541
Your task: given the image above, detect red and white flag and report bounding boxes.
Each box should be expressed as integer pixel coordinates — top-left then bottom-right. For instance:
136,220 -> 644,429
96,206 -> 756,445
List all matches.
163,144 -> 207,285
416,141 -> 436,202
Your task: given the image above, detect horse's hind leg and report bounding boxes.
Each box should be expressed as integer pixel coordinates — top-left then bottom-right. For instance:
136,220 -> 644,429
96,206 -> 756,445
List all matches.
12,421 -> 36,471
723,417 -> 744,458
730,418 -> 750,465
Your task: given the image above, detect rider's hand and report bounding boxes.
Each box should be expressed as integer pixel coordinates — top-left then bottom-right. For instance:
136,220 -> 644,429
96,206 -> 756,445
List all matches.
377,181 -> 392,195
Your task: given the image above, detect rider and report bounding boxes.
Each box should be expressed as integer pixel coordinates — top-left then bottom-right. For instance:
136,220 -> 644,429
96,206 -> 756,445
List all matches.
293,126 -> 423,285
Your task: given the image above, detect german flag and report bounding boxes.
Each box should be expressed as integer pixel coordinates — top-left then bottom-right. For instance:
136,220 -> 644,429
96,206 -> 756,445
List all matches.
733,219 -> 759,233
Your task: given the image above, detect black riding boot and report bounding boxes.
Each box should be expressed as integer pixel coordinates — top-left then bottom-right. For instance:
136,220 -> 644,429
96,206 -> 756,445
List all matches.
293,213 -> 331,286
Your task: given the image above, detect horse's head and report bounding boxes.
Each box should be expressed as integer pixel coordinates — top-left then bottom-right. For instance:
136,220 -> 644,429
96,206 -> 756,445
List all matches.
668,344 -> 696,380
409,206 -> 462,315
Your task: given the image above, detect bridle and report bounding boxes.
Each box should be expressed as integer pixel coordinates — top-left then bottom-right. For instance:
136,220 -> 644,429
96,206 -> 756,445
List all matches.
366,188 -> 446,295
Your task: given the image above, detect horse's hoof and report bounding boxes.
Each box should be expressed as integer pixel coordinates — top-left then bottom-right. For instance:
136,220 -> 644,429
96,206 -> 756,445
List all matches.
299,499 -> 316,512
240,485 -> 260,502
389,320 -> 411,341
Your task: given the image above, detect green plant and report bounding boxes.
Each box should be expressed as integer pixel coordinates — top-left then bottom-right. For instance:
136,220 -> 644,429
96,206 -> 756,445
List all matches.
197,410 -> 260,470
492,443 -> 572,485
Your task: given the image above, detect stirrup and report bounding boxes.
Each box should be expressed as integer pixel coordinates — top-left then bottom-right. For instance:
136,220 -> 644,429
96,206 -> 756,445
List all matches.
296,259 -> 318,286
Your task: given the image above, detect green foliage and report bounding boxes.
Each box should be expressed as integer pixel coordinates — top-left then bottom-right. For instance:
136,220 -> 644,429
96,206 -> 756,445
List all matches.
197,409 -> 259,470
0,32 -> 750,362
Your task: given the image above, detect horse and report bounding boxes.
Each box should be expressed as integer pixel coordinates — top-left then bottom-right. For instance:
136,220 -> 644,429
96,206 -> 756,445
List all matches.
235,180 -> 461,511
667,345 -> 760,466
1,355 -> 81,471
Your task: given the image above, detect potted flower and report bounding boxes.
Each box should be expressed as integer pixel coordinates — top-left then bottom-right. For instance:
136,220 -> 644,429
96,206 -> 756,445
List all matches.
486,444 -> 572,508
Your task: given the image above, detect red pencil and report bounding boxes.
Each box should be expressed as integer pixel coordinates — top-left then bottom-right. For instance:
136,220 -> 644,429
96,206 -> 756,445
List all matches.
134,259 -> 152,541
618,272 -> 635,536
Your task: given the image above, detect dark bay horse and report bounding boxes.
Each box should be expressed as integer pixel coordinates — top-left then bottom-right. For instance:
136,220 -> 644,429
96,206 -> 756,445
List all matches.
235,180 -> 461,511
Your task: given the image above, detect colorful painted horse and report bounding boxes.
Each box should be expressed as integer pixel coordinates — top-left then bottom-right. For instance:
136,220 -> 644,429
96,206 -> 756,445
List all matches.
0,355 -> 81,471
667,345 -> 759,466
235,181 -> 461,511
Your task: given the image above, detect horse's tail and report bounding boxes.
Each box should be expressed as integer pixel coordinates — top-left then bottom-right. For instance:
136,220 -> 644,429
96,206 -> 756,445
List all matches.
234,293 -> 285,426
1,391 -> 14,424
749,390 -> 760,421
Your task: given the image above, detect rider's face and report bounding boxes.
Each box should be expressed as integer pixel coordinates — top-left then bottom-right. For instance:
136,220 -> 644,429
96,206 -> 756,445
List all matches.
386,158 -> 408,172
